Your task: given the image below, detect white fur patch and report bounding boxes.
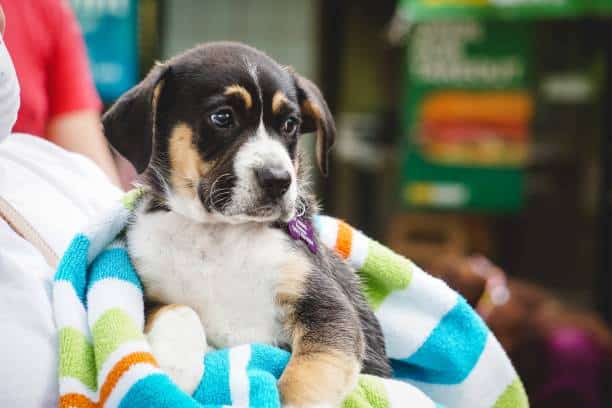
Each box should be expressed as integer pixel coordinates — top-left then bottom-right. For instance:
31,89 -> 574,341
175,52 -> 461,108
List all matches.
166,190 -> 211,223
129,207 -> 297,350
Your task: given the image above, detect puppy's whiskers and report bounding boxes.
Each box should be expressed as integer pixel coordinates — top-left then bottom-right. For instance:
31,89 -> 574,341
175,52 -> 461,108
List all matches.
296,197 -> 306,218
147,156 -> 172,199
208,173 -> 233,212
211,189 -> 231,210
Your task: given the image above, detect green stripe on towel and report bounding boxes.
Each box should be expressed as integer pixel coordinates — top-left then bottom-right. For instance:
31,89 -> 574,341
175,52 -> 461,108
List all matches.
59,327 -> 97,390
359,240 -> 413,309
92,308 -> 145,369
493,378 -> 529,408
343,375 -> 389,408
121,188 -> 145,211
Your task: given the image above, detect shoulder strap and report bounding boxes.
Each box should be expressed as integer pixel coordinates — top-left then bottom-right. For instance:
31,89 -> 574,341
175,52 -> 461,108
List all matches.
0,196 -> 59,268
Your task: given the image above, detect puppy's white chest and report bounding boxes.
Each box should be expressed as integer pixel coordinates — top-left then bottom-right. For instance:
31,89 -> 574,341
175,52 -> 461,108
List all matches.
128,210 -> 296,348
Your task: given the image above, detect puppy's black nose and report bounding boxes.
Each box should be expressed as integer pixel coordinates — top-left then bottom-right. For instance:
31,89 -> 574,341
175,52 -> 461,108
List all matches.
255,167 -> 291,199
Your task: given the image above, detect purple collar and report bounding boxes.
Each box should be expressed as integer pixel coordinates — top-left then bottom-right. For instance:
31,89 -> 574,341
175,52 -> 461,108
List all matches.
286,217 -> 317,254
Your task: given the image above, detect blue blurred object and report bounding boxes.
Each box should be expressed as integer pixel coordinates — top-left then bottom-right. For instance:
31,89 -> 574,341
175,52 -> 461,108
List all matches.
70,0 -> 139,102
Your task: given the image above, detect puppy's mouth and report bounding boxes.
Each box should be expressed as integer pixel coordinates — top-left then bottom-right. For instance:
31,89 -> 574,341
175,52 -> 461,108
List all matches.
217,198 -> 296,224
193,165 -> 299,224
199,185 -> 296,224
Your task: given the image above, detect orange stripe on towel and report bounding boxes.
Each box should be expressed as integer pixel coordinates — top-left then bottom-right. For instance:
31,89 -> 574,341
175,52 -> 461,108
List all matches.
59,393 -> 96,408
99,351 -> 158,406
335,220 -> 353,259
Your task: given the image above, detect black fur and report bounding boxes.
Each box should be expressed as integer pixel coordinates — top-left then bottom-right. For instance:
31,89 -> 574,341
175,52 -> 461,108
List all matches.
295,236 -> 392,377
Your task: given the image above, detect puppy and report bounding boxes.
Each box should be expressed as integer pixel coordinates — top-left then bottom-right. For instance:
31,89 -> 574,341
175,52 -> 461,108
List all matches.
103,42 -> 391,407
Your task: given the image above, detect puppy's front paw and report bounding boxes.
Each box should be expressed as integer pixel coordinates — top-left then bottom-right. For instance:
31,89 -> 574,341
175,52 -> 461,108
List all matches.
278,351 -> 359,408
146,305 -> 207,395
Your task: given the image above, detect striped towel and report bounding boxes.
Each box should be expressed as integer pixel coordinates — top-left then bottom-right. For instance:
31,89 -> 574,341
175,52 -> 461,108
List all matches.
53,189 -> 528,407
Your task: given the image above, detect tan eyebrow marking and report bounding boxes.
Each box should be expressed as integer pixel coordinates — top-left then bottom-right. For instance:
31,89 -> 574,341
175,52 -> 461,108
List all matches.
272,91 -> 289,114
302,99 -> 322,121
224,85 -> 253,109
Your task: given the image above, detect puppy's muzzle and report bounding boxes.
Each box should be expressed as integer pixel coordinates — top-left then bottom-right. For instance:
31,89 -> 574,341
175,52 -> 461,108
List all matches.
255,167 -> 292,201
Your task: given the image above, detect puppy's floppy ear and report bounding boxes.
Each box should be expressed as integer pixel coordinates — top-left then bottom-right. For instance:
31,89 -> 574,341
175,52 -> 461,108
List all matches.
102,64 -> 170,173
293,74 -> 336,175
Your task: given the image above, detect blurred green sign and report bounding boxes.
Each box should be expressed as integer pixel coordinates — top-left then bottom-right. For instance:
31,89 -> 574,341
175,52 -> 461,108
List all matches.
399,21 -> 533,212
399,0 -> 612,21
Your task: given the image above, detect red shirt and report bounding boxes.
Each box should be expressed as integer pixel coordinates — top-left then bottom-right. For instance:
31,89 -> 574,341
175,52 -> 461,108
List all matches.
1,0 -> 101,138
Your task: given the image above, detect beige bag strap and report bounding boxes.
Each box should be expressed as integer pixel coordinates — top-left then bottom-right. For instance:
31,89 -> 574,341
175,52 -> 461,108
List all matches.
0,196 -> 59,268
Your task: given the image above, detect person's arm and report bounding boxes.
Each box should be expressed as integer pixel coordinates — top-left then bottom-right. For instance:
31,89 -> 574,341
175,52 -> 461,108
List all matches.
47,111 -> 121,186
0,5 -> 5,34
46,0 -> 121,187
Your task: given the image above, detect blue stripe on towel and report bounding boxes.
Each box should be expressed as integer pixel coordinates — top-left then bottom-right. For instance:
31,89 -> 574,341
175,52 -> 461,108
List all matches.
248,344 -> 289,408
120,373 -> 200,408
248,344 -> 290,379
248,370 -> 281,408
88,248 -> 143,291
54,234 -> 90,302
392,297 -> 488,384
193,349 -> 231,405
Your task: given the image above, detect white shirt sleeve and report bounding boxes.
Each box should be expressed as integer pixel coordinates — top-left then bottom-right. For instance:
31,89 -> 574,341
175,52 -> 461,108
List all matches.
0,134 -> 122,407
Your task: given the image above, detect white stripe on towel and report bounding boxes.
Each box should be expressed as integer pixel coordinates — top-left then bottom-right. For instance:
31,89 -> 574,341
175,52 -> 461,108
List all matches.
229,344 -> 252,407
53,280 -> 90,338
376,266 -> 457,359
87,278 -> 145,331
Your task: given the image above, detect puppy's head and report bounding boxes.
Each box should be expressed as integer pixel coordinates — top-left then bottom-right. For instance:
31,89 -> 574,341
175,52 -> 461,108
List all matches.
104,42 -> 334,223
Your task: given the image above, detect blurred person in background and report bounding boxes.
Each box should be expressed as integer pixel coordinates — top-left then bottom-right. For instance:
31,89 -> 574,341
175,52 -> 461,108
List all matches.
0,0 -> 121,186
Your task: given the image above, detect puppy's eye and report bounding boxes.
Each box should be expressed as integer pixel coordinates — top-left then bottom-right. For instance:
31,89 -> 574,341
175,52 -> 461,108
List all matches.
282,117 -> 299,136
210,109 -> 234,128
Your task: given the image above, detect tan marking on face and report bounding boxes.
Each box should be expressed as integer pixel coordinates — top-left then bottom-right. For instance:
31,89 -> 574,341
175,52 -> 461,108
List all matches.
168,123 -> 211,198
278,336 -> 360,407
272,91 -> 289,114
144,304 -> 184,334
224,85 -> 253,109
